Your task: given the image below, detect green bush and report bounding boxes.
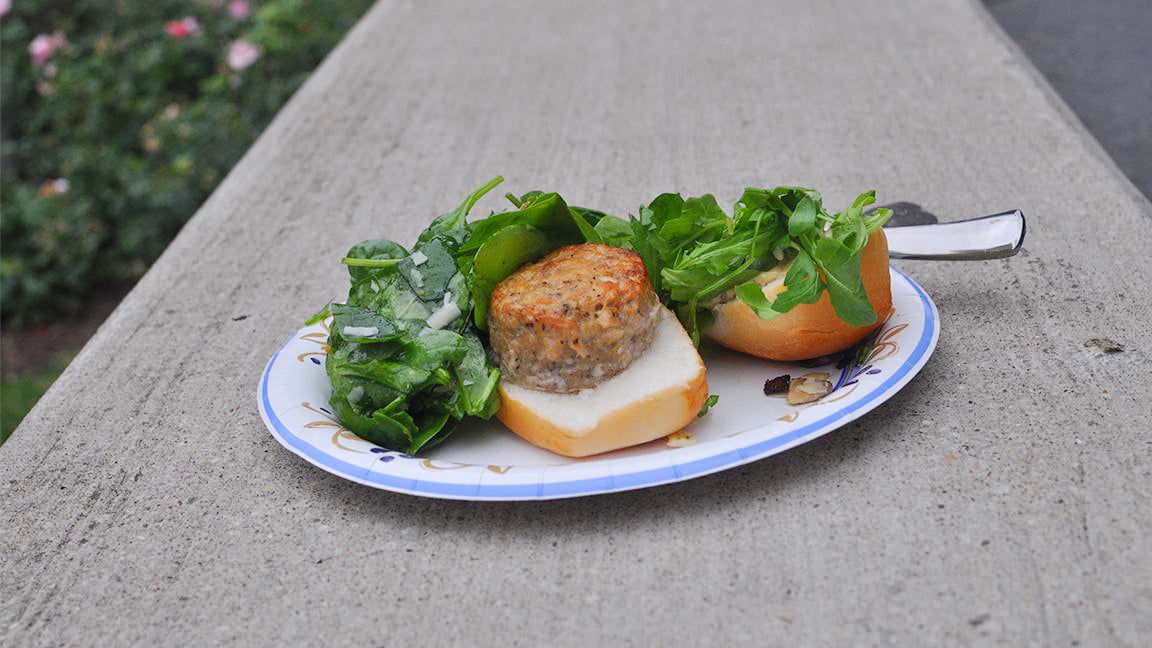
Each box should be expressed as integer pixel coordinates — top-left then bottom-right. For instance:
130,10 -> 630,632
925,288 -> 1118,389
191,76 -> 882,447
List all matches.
0,0 -> 374,324
1,351 -> 73,443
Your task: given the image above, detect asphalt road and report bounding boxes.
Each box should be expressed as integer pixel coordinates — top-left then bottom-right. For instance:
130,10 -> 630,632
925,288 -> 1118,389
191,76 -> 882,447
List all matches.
986,0 -> 1152,198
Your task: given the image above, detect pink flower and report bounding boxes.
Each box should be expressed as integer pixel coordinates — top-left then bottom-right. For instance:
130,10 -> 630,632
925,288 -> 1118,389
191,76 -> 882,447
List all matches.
29,32 -> 66,66
227,1 -> 249,19
166,17 -> 201,39
38,178 -> 70,198
227,39 -> 260,71
0,0 -> 11,19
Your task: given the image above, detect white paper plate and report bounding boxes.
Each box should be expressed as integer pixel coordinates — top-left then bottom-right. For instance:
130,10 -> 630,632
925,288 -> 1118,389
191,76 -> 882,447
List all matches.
258,268 -> 938,500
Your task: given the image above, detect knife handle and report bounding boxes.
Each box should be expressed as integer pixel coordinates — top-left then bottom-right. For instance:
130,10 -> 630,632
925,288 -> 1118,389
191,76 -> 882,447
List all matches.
884,209 -> 1026,260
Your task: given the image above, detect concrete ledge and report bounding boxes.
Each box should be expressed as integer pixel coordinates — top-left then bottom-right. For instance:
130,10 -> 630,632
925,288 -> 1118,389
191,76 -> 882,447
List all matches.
3,0 -> 1150,645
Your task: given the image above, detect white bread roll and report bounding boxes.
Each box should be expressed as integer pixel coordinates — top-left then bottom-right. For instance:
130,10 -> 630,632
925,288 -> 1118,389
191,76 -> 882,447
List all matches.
497,306 -> 708,457
706,229 -> 893,361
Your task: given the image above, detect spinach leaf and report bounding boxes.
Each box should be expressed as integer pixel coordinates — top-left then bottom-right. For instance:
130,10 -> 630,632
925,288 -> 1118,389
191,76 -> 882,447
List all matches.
416,176 -> 505,248
592,214 -> 633,246
454,332 -> 501,418
407,412 -> 452,455
320,177 -> 597,454
330,303 -> 401,343
568,205 -> 605,243
330,397 -> 414,450
343,239 -> 408,282
459,191 -> 585,254
398,237 -> 457,301
471,223 -> 557,329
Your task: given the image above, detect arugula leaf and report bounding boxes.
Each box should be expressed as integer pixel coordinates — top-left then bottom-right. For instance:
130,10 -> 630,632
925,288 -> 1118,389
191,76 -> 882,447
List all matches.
629,215 -> 665,294
812,237 -> 876,326
733,282 -> 779,320
788,194 -> 818,238
646,193 -> 685,228
683,194 -> 728,227
771,248 -> 824,311
632,186 -> 885,343
697,394 -> 720,418
863,205 -> 893,233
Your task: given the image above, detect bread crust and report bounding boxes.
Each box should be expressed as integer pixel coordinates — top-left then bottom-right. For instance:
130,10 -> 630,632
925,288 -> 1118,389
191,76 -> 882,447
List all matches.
496,366 -> 708,458
705,230 -> 893,361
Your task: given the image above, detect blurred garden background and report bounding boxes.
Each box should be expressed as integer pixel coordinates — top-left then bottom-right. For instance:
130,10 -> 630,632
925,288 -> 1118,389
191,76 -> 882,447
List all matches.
1,0 -> 373,443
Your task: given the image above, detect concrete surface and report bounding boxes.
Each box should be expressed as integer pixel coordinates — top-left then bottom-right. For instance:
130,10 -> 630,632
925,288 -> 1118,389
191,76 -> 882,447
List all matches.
985,0 -> 1152,199
3,0 -> 1151,645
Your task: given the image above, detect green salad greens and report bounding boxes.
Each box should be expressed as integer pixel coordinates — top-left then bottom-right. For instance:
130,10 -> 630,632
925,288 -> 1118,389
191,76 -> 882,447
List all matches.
622,187 -> 893,344
310,178 -> 889,453
311,177 -> 609,454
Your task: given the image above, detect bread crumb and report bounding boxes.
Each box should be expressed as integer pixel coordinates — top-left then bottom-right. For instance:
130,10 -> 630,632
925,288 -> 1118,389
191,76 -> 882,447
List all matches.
667,429 -> 695,448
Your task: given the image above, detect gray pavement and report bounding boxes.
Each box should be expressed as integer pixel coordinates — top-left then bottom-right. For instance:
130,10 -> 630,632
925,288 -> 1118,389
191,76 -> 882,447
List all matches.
2,0 -> 1151,645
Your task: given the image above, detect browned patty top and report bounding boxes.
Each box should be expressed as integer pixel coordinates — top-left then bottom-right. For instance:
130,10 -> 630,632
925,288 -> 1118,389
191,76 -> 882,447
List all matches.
488,244 -> 660,392
490,243 -> 652,331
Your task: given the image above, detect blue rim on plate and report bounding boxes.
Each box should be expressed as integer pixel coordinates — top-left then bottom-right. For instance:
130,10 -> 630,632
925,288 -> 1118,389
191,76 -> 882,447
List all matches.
258,268 -> 939,500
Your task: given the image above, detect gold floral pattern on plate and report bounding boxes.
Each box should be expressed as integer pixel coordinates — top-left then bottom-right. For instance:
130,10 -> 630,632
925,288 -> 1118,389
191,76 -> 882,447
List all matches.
772,322 -> 911,423
301,401 -> 365,453
297,318 -> 331,365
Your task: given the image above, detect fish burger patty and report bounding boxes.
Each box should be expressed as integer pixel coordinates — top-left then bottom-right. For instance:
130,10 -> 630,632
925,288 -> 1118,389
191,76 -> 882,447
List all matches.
488,244 -> 661,393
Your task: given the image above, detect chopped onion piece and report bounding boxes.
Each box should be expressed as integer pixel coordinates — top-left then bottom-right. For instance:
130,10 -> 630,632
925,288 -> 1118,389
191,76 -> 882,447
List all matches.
410,251 -> 428,266
342,326 -> 379,337
425,302 -> 461,330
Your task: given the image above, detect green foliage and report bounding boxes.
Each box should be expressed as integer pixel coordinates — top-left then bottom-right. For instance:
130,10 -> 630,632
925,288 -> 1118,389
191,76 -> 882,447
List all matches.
318,179 -> 889,446
324,179 -> 507,454
621,186 -> 892,343
322,177 -> 619,453
1,353 -> 73,444
0,0 -> 375,324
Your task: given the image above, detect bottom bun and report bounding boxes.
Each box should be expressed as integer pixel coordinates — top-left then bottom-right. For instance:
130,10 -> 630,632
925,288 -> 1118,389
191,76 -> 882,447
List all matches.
497,306 -> 708,458
706,229 -> 893,361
